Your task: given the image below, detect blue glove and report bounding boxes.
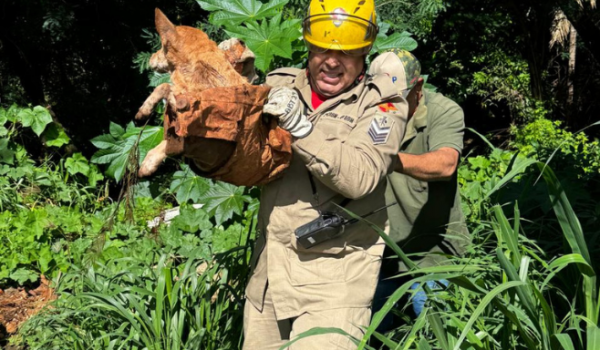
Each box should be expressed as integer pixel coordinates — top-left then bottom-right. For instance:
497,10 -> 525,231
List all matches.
410,279 -> 449,316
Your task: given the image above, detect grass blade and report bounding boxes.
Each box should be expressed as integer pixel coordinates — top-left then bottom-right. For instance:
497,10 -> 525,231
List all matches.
452,281 -> 526,350
428,312 -> 450,350
277,327 -> 356,350
417,337 -> 433,350
492,205 -> 521,267
587,326 -> 600,350
484,154 -> 538,200
553,334 -> 576,350
539,164 -> 598,324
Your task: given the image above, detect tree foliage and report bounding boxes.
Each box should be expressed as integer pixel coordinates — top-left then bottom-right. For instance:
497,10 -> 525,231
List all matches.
0,0 -> 599,348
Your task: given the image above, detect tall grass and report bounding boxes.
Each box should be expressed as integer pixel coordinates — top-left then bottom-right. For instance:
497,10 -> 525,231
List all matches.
19,247 -> 250,350
280,156 -> 599,350
357,162 -> 599,350
17,125 -> 600,350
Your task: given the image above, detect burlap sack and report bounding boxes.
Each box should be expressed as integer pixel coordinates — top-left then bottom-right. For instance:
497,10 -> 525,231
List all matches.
163,84 -> 292,186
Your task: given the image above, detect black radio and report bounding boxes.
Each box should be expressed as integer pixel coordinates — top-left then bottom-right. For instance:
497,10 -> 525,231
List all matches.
294,201 -> 398,249
294,212 -> 346,249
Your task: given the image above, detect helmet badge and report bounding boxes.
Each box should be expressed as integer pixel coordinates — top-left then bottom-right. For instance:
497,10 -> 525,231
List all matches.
331,7 -> 348,27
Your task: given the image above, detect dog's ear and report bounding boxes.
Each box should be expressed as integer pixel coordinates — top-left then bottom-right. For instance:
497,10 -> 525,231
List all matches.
155,8 -> 177,43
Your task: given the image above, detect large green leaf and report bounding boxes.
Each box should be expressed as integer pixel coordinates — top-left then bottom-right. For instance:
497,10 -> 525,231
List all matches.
372,31 -> 418,53
42,123 -> 71,147
86,166 -> 105,187
10,268 -> 38,285
224,13 -> 301,72
3,104 -> 20,123
0,138 -> 15,164
169,164 -> 211,204
17,106 -> 53,136
91,136 -> 135,181
0,107 -> 8,125
65,153 -> 91,176
199,182 -> 250,225
109,122 -> 125,138
122,122 -> 164,164
171,205 -> 214,233
91,123 -> 163,182
90,133 -> 118,150
197,0 -> 289,26
0,108 -> 8,138
210,222 -> 246,253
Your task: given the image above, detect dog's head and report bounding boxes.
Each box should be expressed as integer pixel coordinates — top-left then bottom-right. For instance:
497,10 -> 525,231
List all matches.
149,9 -> 217,73
218,38 -> 258,84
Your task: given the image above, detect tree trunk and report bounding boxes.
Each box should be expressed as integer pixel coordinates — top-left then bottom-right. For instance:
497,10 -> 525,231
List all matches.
505,1 -> 554,101
567,24 -> 577,110
562,10 -> 600,64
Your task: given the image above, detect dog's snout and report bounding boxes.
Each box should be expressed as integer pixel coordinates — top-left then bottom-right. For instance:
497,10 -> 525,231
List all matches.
149,49 -> 169,73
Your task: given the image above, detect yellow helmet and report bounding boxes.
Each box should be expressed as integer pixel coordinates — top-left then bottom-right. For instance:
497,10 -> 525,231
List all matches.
302,0 -> 378,55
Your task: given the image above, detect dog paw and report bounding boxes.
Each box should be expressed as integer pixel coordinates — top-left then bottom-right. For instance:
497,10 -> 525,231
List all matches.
138,140 -> 167,177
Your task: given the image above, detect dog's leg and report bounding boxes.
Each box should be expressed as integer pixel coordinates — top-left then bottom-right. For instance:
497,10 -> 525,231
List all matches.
135,83 -> 171,120
138,139 -> 168,178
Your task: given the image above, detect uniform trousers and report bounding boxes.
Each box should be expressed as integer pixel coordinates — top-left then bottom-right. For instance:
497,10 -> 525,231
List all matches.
243,285 -> 370,350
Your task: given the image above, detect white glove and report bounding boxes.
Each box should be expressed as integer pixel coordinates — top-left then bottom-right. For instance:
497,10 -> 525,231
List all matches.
263,87 -> 313,138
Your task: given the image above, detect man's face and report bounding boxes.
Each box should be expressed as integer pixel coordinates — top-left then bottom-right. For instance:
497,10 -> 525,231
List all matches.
308,50 -> 365,97
406,78 -> 425,118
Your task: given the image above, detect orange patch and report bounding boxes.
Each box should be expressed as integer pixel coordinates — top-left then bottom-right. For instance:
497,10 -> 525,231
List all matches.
378,102 -> 398,113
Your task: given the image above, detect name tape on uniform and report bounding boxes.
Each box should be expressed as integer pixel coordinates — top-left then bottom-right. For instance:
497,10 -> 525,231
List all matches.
368,114 -> 394,145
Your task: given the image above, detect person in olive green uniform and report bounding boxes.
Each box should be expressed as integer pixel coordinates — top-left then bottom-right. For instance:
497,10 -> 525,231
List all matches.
368,50 -> 470,330
242,2 -> 409,349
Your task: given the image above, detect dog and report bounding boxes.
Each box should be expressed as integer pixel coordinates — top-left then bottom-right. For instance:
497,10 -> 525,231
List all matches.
136,9 -> 257,177
134,9 -> 291,185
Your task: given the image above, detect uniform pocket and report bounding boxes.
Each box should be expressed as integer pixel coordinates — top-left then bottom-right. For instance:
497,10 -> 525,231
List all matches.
315,118 -> 354,142
288,250 -> 346,286
409,177 -> 428,192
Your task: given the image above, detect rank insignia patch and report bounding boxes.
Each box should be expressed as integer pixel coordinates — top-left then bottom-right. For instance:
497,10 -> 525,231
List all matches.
368,115 -> 394,145
378,102 -> 398,113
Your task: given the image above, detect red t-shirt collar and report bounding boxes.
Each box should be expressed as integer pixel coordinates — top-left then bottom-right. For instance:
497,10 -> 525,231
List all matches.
306,68 -> 365,110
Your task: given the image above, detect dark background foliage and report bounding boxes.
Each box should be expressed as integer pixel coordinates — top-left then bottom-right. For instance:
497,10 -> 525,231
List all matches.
0,0 -> 208,155
1,1 -> 598,348
1,0 -> 599,151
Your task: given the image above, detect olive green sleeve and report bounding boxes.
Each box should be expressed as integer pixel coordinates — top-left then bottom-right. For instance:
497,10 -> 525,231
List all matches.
293,99 -> 408,199
426,94 -> 465,154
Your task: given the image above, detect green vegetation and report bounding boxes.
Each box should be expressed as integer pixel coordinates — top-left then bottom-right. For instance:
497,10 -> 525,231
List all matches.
3,102 -> 258,348
0,0 -> 598,349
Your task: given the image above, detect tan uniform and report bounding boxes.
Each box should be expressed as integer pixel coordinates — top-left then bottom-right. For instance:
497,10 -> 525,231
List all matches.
243,68 -> 408,349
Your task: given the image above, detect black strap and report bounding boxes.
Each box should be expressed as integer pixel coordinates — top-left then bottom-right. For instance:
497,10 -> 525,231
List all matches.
307,170 -> 351,209
339,197 -> 352,207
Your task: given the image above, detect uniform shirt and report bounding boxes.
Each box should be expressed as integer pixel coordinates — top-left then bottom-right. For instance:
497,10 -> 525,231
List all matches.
245,68 -> 408,320
383,90 -> 470,274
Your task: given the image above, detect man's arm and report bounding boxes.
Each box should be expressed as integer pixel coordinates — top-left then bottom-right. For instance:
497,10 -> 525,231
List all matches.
395,147 -> 459,181
294,102 -> 408,199
396,93 -> 465,182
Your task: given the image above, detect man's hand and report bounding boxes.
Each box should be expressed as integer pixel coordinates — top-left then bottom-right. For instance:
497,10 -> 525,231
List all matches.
263,87 -> 313,138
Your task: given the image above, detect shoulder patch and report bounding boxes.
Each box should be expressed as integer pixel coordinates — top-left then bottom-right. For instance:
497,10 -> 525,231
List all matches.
368,114 -> 395,145
378,102 -> 398,113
